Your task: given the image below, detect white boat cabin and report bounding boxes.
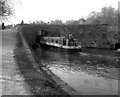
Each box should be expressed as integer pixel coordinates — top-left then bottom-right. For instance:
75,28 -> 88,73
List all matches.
40,36 -> 79,47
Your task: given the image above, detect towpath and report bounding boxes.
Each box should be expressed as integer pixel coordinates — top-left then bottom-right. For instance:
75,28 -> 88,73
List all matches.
0,28 -> 71,96
1,28 -> 31,95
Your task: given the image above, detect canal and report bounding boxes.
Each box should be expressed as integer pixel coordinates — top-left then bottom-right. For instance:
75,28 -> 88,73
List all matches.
34,47 -> 119,95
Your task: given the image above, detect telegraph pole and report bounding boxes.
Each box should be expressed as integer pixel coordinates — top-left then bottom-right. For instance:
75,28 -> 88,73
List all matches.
118,1 -> 120,43
1,1 -> 5,29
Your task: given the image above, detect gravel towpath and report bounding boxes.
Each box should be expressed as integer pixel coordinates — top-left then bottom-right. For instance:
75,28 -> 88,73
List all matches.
1,28 -> 71,96
1,28 -> 31,95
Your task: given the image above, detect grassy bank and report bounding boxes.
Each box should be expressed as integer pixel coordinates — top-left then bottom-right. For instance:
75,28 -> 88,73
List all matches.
17,23 -> 119,96
15,31 -> 71,96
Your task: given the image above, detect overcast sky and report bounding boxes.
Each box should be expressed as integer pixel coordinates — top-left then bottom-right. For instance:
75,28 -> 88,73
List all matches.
9,0 -> 119,24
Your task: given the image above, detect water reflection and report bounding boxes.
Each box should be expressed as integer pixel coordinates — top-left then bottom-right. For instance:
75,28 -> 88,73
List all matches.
34,47 -> 119,95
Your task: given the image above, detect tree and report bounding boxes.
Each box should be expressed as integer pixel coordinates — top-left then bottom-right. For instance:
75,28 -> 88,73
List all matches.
65,20 -> 79,25
20,20 -> 24,25
0,0 -> 15,21
50,20 -> 63,25
86,11 -> 101,24
78,18 -> 86,24
101,6 -> 117,25
35,20 -> 45,24
86,6 -> 118,25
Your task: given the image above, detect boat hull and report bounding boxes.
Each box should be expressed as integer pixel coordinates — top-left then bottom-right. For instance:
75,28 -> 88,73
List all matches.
115,49 -> 120,56
39,42 -> 82,52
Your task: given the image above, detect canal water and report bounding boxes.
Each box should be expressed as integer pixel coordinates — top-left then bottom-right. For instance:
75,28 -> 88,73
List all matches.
34,47 -> 119,95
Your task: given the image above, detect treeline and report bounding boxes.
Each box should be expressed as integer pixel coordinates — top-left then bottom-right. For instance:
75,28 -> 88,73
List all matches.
85,6 -> 118,25
31,6 -> 118,25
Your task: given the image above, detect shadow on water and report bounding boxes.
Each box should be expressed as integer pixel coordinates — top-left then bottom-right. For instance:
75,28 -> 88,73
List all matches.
34,47 -> 119,95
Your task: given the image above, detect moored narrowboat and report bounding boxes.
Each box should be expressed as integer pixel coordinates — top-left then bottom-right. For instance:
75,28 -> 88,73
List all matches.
115,49 -> 120,56
39,34 -> 82,52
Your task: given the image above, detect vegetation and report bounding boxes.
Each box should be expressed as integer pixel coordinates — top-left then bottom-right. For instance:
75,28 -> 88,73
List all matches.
50,20 -> 63,25
0,0 -> 15,21
86,6 -> 118,25
32,6 -> 118,26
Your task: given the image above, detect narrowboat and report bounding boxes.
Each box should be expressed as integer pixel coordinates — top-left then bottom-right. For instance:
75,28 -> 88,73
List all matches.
115,48 -> 120,56
39,36 -> 82,52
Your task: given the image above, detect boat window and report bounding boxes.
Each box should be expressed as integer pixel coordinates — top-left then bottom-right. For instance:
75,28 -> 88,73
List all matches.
68,42 -> 71,46
56,40 -> 58,43
74,43 -> 77,46
68,43 -> 71,46
69,42 -> 74,46
63,39 -> 66,45
41,38 -> 44,41
59,40 -> 62,44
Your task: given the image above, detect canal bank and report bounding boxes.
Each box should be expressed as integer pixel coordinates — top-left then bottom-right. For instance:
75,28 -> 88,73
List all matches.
18,27 -> 80,95
18,24 -> 119,95
1,28 -> 32,95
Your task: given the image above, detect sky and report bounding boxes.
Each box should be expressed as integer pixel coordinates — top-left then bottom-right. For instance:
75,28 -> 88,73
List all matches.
8,0 -> 119,24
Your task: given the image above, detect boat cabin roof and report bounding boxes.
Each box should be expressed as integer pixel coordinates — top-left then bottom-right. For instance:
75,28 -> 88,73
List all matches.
42,36 -> 77,39
42,37 -> 65,40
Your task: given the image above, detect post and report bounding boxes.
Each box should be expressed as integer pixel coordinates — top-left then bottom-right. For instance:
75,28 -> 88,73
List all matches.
118,1 -> 120,43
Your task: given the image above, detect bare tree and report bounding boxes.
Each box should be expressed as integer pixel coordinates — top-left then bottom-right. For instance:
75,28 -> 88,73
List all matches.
0,0 -> 16,21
